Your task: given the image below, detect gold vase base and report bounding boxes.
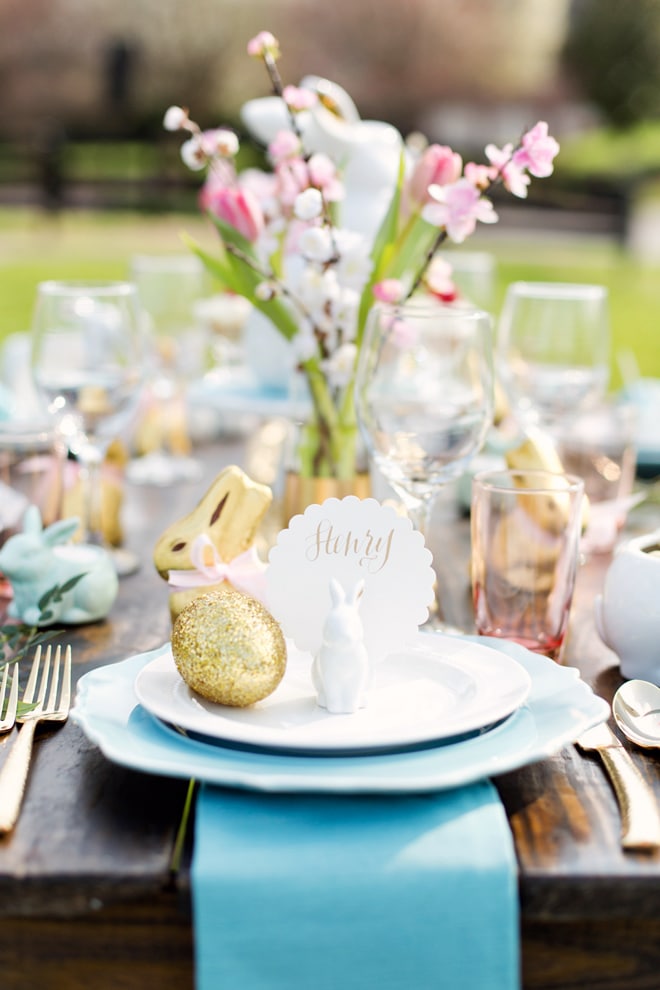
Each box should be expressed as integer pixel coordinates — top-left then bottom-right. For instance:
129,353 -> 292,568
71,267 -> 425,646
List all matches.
282,471 -> 371,525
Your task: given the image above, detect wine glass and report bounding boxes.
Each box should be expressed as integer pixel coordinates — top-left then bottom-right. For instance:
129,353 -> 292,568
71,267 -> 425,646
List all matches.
126,254 -> 209,486
354,299 -> 494,624
496,281 -> 610,430
30,280 -> 145,576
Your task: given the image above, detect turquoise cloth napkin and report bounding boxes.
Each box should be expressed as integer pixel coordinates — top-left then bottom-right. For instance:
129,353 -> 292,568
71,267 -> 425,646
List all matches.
192,779 -> 519,990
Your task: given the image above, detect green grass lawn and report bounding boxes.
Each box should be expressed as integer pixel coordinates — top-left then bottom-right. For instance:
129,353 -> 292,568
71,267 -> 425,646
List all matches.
0,207 -> 658,388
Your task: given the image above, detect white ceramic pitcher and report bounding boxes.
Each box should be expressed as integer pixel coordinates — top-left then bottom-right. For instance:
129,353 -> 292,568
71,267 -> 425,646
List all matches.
594,529 -> 660,683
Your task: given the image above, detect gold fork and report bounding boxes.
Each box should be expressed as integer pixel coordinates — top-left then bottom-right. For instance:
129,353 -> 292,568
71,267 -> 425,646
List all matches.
0,644 -> 72,834
0,664 -> 19,734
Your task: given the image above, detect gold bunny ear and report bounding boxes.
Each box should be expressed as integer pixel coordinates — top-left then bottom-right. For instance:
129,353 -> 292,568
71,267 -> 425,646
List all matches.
153,465 -> 272,579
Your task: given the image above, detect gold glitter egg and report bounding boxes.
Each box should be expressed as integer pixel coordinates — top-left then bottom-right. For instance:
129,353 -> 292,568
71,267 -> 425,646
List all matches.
171,587 -> 287,707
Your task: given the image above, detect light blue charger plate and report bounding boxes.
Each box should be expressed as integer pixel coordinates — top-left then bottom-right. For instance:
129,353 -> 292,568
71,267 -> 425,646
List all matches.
72,637 -> 609,795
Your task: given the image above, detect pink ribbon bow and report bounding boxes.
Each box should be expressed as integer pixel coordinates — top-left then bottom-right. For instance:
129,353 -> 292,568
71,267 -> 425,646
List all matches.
167,534 -> 268,604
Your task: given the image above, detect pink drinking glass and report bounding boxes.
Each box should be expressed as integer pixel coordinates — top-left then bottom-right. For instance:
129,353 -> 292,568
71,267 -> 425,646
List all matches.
470,468 -> 585,662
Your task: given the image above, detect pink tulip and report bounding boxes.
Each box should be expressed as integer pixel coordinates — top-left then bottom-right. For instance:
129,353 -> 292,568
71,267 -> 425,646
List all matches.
408,145 -> 463,206
201,183 -> 264,242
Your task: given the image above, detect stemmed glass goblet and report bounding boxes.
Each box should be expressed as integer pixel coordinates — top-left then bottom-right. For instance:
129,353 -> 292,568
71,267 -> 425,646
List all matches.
354,299 -> 494,626
496,281 -> 610,431
126,254 -> 208,486
30,280 -> 145,576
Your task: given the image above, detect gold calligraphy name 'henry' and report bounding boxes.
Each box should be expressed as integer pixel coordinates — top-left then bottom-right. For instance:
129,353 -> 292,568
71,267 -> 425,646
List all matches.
305,520 -> 395,574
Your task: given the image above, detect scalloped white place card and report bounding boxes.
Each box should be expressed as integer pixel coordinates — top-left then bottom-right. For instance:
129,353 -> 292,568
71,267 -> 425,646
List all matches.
266,496 -> 436,664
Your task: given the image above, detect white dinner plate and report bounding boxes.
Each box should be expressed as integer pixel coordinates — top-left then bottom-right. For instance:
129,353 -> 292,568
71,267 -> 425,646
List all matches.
134,634 -> 531,754
72,637 -> 610,795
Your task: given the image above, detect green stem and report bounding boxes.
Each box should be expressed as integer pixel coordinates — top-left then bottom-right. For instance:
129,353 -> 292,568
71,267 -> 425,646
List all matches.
405,228 -> 448,300
170,778 -> 197,875
297,362 -> 359,479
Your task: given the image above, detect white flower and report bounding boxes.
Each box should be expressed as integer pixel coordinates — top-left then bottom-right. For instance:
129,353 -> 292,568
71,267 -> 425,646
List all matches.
293,188 -> 324,221
322,343 -> 359,389
292,322 -> 318,362
299,226 -> 334,263
163,105 -> 188,131
297,266 -> 340,316
255,280 -> 279,301
203,128 -> 240,158
180,136 -> 207,171
330,288 -> 360,339
333,229 -> 372,290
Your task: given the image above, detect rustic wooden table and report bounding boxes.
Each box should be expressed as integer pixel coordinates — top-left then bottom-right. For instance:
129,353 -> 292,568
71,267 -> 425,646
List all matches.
0,443 -> 658,990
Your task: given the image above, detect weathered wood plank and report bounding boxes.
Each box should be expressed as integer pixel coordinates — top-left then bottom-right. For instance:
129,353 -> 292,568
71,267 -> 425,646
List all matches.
521,918 -> 660,990
0,897 -> 194,990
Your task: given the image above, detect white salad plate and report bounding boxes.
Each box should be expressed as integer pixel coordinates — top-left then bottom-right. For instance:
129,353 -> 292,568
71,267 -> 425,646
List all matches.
134,634 -> 532,754
72,636 -> 609,795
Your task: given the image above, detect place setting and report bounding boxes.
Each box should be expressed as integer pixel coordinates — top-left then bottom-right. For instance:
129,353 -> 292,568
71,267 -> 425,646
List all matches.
72,476 -> 609,796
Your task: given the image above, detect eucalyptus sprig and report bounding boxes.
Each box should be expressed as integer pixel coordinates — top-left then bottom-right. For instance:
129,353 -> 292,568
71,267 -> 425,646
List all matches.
0,573 -> 87,671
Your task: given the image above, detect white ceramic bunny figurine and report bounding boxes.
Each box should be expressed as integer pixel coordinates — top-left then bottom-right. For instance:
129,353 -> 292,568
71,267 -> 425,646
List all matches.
312,577 -> 370,714
0,505 -> 119,626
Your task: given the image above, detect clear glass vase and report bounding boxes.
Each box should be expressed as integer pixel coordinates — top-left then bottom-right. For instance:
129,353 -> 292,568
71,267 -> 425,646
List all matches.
280,386 -> 371,523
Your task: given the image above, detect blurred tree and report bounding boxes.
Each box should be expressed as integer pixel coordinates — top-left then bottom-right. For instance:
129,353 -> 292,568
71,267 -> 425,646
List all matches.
0,0 -> 571,142
279,0 -> 571,135
563,0 -> 660,127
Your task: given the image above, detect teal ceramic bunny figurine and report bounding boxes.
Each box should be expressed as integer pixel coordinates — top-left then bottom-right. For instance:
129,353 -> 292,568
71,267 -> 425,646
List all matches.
0,506 -> 119,626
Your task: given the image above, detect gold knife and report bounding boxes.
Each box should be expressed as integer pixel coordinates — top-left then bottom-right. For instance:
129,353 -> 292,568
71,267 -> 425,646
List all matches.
576,720 -> 660,851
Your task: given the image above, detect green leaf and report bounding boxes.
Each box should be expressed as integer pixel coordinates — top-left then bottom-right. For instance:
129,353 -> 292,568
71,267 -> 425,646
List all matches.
183,234 -> 301,342
209,213 -> 260,260
1,629 -> 59,668
16,701 -> 38,718
37,585 -> 58,612
58,572 -> 87,595
372,151 -> 407,273
356,150 -> 406,344
37,573 -> 87,612
0,579 -> 73,669
387,212 -> 438,281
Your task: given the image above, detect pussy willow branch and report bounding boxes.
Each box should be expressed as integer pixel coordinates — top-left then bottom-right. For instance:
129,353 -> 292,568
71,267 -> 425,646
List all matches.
261,56 -> 339,264
224,241 -> 317,327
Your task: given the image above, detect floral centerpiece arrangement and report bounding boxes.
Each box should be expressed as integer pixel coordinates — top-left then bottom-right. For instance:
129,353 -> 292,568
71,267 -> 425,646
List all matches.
164,30 -> 559,486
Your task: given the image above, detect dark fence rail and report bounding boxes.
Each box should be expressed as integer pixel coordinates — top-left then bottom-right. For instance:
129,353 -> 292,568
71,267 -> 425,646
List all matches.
0,137 -> 638,238
0,137 -> 200,212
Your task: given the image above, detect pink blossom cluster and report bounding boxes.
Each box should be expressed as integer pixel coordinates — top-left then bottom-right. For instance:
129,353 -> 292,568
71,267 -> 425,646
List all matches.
372,123 -> 559,303
163,94 -> 346,252
418,122 -> 559,243
165,30 -> 559,383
